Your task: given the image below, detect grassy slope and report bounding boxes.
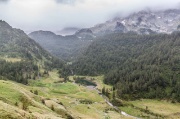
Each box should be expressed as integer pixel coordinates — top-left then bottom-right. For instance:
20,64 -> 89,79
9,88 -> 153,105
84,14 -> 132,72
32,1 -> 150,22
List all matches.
119,99 -> 180,119
0,57 -> 21,62
131,99 -> 180,118
1,71 -> 179,119
0,80 -> 63,119
0,71 -> 129,119
29,71 -> 129,119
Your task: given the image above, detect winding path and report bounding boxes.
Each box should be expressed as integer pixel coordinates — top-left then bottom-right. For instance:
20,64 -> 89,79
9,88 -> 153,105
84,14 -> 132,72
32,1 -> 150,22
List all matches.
93,86 -> 140,119
73,79 -> 140,119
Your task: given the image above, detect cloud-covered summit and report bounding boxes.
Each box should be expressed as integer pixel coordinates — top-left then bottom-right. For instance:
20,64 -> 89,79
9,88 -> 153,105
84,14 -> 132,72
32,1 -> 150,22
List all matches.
0,0 -> 179,33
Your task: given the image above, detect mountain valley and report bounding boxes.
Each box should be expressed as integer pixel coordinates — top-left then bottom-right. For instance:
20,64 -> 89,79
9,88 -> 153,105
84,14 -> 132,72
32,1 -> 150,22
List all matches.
0,7 -> 180,119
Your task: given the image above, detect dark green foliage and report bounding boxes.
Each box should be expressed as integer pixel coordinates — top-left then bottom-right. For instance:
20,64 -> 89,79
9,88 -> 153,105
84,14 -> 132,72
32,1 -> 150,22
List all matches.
112,91 -> 116,99
58,102 -> 63,105
0,59 -> 38,84
104,108 -> 117,114
111,99 -> 123,106
102,87 -> 106,95
79,99 -> 93,104
71,32 -> 180,101
15,102 -> 18,106
51,105 -> 54,111
59,65 -> 72,79
44,57 -> 64,70
105,88 -> 110,98
41,99 -> 45,104
20,96 -> 30,110
0,21 -> 64,84
102,87 -> 111,98
34,90 -> 38,95
73,77 -> 97,86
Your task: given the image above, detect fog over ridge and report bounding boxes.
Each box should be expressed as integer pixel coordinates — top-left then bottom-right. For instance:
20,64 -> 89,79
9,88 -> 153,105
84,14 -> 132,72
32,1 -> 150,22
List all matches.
0,0 -> 179,33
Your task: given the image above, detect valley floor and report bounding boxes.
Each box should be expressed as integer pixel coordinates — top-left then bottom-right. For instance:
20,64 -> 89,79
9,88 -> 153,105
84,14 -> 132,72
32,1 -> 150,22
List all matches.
0,71 -> 179,119
68,75 -> 180,119
0,71 -> 131,119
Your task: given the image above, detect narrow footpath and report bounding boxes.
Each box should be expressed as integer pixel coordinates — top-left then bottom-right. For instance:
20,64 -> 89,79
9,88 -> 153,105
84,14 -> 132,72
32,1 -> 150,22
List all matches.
94,86 -> 140,119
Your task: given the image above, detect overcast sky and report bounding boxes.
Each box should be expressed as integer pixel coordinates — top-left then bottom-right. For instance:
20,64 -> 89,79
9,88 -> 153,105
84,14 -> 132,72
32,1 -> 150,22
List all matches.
0,0 -> 180,32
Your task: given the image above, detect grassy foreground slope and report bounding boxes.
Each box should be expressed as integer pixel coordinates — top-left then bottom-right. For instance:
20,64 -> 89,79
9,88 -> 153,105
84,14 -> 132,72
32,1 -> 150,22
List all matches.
0,70 -> 179,119
29,71 -> 131,119
0,71 -> 130,119
0,80 -> 64,119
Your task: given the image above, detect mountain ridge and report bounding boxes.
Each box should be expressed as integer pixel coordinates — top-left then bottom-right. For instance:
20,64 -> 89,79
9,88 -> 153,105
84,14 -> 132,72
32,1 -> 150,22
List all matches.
29,30 -> 92,61
0,20 -> 53,62
29,8 -> 180,61
0,20 -> 64,84
90,8 -> 180,35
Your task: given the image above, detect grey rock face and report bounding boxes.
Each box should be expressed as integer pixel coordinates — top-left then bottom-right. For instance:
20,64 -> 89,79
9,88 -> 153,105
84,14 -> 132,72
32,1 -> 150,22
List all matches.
91,9 -> 180,35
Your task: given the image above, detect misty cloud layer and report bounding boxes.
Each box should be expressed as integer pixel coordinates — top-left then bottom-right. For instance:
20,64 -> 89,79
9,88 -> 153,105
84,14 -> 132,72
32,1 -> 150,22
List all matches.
55,0 -> 79,4
0,0 -> 180,32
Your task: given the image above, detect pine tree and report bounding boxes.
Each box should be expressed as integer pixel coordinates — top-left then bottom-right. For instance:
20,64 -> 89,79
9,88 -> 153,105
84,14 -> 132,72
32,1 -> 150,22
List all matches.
113,91 -> 116,99
102,87 -> 106,95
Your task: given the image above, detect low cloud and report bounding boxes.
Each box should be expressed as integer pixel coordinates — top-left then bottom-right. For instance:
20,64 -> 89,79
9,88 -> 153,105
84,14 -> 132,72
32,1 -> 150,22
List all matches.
0,0 -> 9,2
0,0 -> 180,32
55,0 -> 78,4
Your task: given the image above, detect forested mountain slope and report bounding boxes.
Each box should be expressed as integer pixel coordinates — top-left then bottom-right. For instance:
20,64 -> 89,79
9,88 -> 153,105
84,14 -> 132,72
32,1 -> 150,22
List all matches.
0,20 -> 63,84
71,32 -> 180,101
0,20 -> 53,61
29,30 -> 93,61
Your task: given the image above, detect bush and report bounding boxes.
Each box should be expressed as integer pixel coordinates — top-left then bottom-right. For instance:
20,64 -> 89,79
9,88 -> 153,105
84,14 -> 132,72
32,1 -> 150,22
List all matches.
51,105 -> 55,111
111,99 -> 123,106
42,99 -> 45,105
15,102 -> 18,106
34,90 -> 38,95
20,96 -> 30,110
79,99 -> 93,104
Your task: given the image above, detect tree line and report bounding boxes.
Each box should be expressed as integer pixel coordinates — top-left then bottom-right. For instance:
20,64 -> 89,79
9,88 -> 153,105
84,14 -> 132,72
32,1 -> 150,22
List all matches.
0,59 -> 39,84
70,32 -> 180,102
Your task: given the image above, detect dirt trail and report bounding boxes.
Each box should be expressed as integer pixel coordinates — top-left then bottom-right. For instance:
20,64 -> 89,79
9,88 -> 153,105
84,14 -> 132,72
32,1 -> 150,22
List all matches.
87,85 -> 140,119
